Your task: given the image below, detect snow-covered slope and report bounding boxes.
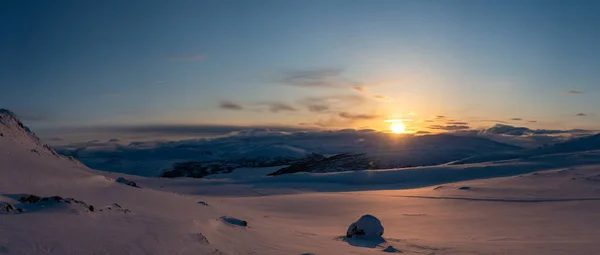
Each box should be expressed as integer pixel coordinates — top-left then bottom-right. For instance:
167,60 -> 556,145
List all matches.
0,110 -> 226,254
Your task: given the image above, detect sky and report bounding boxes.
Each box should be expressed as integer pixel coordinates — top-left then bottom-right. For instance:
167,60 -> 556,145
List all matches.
2,0 -> 600,142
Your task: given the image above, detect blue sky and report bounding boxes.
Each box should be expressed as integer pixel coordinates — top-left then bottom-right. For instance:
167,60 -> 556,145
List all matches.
2,0 -> 600,141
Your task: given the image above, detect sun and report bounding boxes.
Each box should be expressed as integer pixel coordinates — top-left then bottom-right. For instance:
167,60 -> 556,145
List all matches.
390,122 -> 406,134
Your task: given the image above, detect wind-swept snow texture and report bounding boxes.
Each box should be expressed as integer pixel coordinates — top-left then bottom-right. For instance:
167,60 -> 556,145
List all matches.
2,109 -> 600,254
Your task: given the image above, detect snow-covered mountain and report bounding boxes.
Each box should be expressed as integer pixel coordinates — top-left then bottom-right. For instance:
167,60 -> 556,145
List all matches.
452,132 -> 600,165
458,124 -> 597,148
0,109 -> 65,159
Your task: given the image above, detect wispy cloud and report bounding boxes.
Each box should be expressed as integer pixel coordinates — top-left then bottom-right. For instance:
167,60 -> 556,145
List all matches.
435,115 -> 445,119
307,104 -> 330,113
60,124 -> 314,137
372,94 -> 392,102
281,68 -> 358,88
299,94 -> 367,109
352,86 -> 368,92
446,121 -> 469,125
339,112 -> 380,120
350,85 -> 393,102
166,54 -> 207,61
511,118 -> 523,121
576,113 -> 588,117
219,101 -> 244,110
260,102 -> 297,113
469,119 -> 510,124
428,125 -> 470,131
564,90 -> 584,94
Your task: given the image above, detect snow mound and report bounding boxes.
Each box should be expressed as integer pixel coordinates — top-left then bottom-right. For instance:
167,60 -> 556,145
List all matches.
346,214 -> 384,238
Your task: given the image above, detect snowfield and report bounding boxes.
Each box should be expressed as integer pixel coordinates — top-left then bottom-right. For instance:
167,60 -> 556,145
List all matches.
2,110 -> 600,254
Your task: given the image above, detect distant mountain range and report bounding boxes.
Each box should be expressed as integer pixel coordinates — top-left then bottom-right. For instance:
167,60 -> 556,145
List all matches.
452,133 -> 600,165
55,127 -> 523,177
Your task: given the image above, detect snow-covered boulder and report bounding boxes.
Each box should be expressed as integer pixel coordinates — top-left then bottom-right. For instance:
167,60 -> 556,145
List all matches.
346,214 -> 384,238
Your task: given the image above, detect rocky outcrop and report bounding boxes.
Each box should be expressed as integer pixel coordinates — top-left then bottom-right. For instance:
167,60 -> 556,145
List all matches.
268,153 -> 376,176
219,216 -> 247,227
160,162 -> 235,178
116,177 -> 140,188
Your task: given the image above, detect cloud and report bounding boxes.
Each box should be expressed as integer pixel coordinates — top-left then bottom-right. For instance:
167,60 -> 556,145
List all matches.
350,86 -> 393,102
339,112 -> 380,120
576,113 -> 587,117
511,118 -> 523,121
470,119 -> 510,124
415,131 -> 431,134
60,124 -> 314,138
456,124 -> 598,148
299,94 -> 367,111
435,115 -> 445,119
261,102 -> 297,113
423,120 -> 435,123
481,124 -> 593,136
108,138 -> 121,143
564,90 -> 584,94
48,137 -> 64,142
219,101 -> 244,110
307,104 -> 330,113
166,54 -> 207,61
372,94 -> 392,102
281,68 -> 358,88
446,121 -> 469,125
528,120 -> 538,123
428,125 -> 470,131
352,86 -> 368,92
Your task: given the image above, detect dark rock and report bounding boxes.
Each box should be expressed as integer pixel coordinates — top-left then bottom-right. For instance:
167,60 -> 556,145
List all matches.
198,201 -> 209,206
383,246 -> 401,253
458,186 -> 471,190
1,203 -> 14,212
116,177 -> 139,188
50,196 -> 63,202
88,205 -> 95,212
269,153 -> 375,176
19,195 -> 41,204
220,216 -> 248,227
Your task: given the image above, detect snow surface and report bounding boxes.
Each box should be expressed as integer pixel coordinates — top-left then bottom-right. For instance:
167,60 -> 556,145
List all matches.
2,110 -> 600,254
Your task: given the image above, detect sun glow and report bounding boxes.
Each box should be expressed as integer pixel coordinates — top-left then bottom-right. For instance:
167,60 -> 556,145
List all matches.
390,122 -> 406,134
